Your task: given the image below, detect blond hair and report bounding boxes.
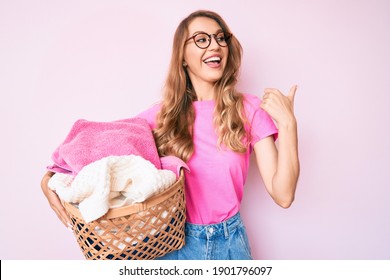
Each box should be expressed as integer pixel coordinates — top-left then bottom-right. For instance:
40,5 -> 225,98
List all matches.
154,10 -> 248,161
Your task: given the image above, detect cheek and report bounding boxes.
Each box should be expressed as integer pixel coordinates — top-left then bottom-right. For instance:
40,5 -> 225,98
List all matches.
184,47 -> 204,65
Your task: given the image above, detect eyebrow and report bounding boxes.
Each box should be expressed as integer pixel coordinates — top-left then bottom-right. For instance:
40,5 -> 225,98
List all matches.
191,28 -> 224,35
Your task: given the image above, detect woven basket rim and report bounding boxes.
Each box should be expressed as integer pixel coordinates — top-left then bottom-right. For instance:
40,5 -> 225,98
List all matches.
63,170 -> 184,220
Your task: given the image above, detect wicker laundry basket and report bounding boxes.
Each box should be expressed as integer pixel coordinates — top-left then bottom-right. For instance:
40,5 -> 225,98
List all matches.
62,172 -> 186,260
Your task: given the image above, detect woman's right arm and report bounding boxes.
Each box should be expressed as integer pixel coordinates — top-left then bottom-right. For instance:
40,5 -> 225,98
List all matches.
41,171 -> 72,229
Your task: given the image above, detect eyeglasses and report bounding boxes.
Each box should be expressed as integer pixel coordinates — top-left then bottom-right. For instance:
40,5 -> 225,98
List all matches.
185,31 -> 232,49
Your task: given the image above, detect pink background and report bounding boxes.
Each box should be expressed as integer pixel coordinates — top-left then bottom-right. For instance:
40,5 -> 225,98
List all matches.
1,0 -> 389,259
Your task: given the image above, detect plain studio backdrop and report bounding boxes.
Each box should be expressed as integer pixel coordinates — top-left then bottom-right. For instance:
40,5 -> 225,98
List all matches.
1,0 -> 389,259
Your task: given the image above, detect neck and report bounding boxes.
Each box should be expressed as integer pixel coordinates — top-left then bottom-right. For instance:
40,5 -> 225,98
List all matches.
192,81 -> 216,101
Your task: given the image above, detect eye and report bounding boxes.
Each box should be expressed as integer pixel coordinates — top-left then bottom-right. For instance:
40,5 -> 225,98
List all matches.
216,33 -> 226,42
195,33 -> 209,43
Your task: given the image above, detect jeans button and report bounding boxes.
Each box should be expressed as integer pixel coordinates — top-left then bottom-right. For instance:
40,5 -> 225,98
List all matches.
208,227 -> 214,234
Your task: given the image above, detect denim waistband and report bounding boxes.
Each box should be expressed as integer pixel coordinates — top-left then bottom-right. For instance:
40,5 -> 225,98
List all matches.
185,212 -> 243,240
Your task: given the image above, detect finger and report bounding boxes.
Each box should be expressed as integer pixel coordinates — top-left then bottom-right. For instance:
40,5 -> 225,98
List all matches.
57,212 -> 69,227
259,99 -> 270,112
288,85 -> 298,102
55,199 -> 72,227
52,203 -> 71,226
264,88 -> 282,98
264,88 -> 279,93
259,100 -> 266,110
59,208 -> 72,227
48,193 -> 72,227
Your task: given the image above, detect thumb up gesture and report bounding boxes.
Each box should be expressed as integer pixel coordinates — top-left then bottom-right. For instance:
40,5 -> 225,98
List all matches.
260,85 -> 298,128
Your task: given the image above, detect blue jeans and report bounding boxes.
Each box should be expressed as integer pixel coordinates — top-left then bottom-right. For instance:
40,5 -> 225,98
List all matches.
156,212 -> 252,260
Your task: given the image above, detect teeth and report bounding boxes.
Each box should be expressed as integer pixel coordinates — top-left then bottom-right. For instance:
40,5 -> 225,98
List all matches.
204,56 -> 221,63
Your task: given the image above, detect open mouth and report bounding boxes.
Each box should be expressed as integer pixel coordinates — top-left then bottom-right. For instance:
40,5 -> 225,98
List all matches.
203,56 -> 221,67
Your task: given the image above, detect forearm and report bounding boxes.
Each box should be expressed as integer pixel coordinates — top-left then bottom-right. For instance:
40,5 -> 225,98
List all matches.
272,120 -> 300,208
41,171 -> 54,193
41,171 -> 72,227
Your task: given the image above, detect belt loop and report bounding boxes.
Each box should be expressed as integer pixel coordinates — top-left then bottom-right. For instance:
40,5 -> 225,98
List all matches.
223,220 -> 229,239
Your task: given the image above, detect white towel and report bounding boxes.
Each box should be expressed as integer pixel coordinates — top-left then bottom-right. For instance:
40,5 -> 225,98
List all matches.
48,155 -> 176,223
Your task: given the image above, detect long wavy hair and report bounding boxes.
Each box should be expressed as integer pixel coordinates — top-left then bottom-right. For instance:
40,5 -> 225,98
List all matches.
154,10 -> 249,162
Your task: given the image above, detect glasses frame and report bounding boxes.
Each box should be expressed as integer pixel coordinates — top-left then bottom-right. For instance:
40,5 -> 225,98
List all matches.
185,31 -> 233,49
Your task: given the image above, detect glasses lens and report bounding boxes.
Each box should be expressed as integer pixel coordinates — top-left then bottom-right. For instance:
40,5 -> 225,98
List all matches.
215,32 -> 229,47
194,33 -> 210,49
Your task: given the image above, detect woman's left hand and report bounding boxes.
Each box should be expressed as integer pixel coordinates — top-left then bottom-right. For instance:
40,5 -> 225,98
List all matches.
260,85 -> 298,128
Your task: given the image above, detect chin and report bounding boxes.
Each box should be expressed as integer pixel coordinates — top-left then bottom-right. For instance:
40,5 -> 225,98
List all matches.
206,72 -> 224,83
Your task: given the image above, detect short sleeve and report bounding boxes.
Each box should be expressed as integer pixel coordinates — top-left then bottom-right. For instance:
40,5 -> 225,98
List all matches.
243,94 -> 278,149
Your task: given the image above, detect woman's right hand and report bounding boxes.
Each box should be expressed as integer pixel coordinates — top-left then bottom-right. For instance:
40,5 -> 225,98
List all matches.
41,171 -> 72,229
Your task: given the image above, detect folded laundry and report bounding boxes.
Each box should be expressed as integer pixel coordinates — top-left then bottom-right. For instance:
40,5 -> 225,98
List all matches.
47,118 -> 161,175
48,155 -> 176,223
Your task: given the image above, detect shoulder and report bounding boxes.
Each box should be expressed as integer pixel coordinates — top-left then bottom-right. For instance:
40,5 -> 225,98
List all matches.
135,102 -> 162,129
240,92 -> 274,125
242,92 -> 262,106
241,93 -> 262,114
137,102 -> 162,118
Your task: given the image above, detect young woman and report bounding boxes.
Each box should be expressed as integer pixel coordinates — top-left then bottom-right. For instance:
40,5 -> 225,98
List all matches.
41,10 -> 299,260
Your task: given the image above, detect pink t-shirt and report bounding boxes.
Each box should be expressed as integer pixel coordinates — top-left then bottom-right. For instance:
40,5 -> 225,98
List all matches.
137,93 -> 278,224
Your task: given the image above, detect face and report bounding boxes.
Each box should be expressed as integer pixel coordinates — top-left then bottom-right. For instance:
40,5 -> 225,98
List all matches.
184,17 -> 229,89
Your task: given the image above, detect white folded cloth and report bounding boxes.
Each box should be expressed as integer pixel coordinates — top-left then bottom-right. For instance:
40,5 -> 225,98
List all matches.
48,155 -> 176,223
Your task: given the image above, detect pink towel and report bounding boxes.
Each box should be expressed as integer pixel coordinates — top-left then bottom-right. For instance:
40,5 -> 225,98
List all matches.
47,118 -> 161,175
